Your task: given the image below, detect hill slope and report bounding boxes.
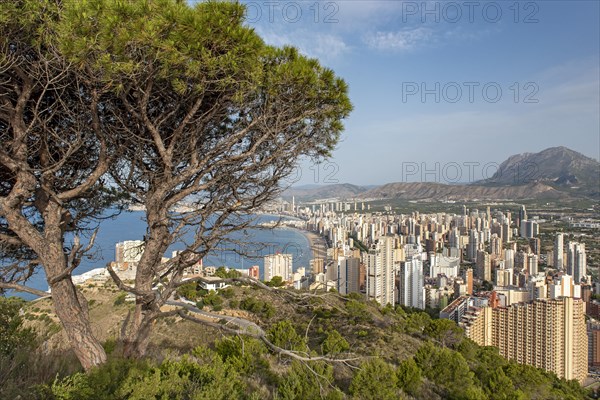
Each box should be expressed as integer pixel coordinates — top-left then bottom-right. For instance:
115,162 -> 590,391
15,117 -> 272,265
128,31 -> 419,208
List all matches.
6,283 -> 592,400
283,183 -> 370,201
359,181 -> 565,201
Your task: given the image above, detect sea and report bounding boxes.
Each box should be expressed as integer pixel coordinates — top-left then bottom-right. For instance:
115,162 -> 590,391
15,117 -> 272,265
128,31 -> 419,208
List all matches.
15,211 -> 312,300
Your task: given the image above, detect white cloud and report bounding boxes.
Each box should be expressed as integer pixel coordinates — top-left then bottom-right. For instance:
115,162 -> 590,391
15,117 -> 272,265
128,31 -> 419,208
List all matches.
310,33 -> 350,59
363,27 -> 433,51
443,26 -> 498,42
256,27 -> 350,62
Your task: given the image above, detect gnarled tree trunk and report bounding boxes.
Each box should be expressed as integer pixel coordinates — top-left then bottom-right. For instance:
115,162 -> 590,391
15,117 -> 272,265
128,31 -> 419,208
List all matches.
122,201 -> 169,358
1,198 -> 108,371
49,279 -> 107,369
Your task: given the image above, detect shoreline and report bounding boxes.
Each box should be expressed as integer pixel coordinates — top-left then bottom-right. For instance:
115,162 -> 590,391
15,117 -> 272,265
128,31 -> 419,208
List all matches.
292,227 -> 328,261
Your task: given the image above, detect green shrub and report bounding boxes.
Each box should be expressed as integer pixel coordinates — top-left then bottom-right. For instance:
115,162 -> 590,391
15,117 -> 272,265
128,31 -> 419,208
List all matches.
262,303 -> 275,319
214,336 -> 267,374
278,360 -> 339,400
113,293 -> 127,306
203,291 -> 223,308
266,276 -> 285,287
48,323 -> 62,336
215,267 -> 241,279
346,300 -> 372,323
219,287 -> 235,299
50,348 -> 243,400
103,339 -> 117,355
50,358 -> 151,400
321,330 -> 349,355
176,282 -> 199,301
396,357 -> 422,395
267,321 -> 306,352
350,358 -> 399,400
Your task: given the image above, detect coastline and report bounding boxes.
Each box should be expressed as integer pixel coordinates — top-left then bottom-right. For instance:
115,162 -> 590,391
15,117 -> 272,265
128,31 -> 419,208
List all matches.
294,228 -> 328,261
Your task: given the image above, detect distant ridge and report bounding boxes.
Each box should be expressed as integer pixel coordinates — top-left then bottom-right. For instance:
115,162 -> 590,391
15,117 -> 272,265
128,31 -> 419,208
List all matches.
357,182 -> 563,201
282,147 -> 599,201
283,183 -> 370,201
477,146 -> 599,198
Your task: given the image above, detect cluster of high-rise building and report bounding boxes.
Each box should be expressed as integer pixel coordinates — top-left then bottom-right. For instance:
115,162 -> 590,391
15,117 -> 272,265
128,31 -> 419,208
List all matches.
297,203 -> 589,309
290,201 -> 593,382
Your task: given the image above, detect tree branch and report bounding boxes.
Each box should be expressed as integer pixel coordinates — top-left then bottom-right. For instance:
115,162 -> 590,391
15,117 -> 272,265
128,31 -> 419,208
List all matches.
176,309 -> 361,364
0,282 -> 50,298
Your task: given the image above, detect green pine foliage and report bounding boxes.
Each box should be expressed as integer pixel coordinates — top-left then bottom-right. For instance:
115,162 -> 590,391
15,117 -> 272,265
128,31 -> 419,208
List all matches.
349,358 -> 400,400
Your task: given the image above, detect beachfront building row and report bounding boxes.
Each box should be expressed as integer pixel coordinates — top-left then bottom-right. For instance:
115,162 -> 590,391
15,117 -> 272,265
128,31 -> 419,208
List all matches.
456,296 -> 588,383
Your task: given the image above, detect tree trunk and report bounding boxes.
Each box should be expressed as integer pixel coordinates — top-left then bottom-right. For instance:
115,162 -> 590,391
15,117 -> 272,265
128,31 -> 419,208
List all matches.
50,278 -> 107,369
123,315 -> 153,359
42,202 -> 107,370
2,203 -> 108,370
122,200 -> 170,359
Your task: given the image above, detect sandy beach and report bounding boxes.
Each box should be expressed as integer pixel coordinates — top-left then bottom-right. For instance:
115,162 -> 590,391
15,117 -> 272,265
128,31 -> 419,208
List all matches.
301,230 -> 328,261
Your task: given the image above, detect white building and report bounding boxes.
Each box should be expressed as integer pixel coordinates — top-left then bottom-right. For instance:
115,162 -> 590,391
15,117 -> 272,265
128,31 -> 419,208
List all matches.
566,242 -> 587,283
197,276 -> 230,291
429,254 -> 460,278
504,249 -> 515,270
554,233 -> 564,270
115,240 -> 145,263
527,254 -> 539,276
111,240 -> 145,280
264,253 -> 293,282
528,274 -> 547,301
398,256 -> 424,309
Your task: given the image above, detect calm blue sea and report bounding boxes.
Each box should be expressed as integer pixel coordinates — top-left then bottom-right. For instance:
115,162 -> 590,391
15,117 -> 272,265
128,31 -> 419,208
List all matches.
15,211 -> 311,299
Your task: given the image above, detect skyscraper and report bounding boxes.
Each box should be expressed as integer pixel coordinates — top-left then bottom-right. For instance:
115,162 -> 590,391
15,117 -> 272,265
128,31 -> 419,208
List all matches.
476,250 -> 491,282
366,236 -> 397,306
464,268 -> 473,295
489,234 -> 502,256
567,242 -> 587,283
398,256 -> 424,309
504,249 -> 515,270
518,205 -> 527,225
336,256 -> 361,295
527,253 -> 539,276
467,229 -> 481,261
554,233 -> 564,270
528,237 -> 541,257
519,220 -> 538,238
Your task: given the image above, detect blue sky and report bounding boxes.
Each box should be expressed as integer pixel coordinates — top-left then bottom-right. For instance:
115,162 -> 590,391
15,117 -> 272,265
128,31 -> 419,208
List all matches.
239,0 -> 599,185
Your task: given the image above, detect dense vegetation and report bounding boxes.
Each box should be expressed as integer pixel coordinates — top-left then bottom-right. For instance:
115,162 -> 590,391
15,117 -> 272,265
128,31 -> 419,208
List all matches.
1,287 -> 593,400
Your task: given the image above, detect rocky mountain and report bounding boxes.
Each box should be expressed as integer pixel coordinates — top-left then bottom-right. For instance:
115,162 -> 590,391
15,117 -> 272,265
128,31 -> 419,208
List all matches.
477,146 -> 599,198
283,147 -> 599,202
